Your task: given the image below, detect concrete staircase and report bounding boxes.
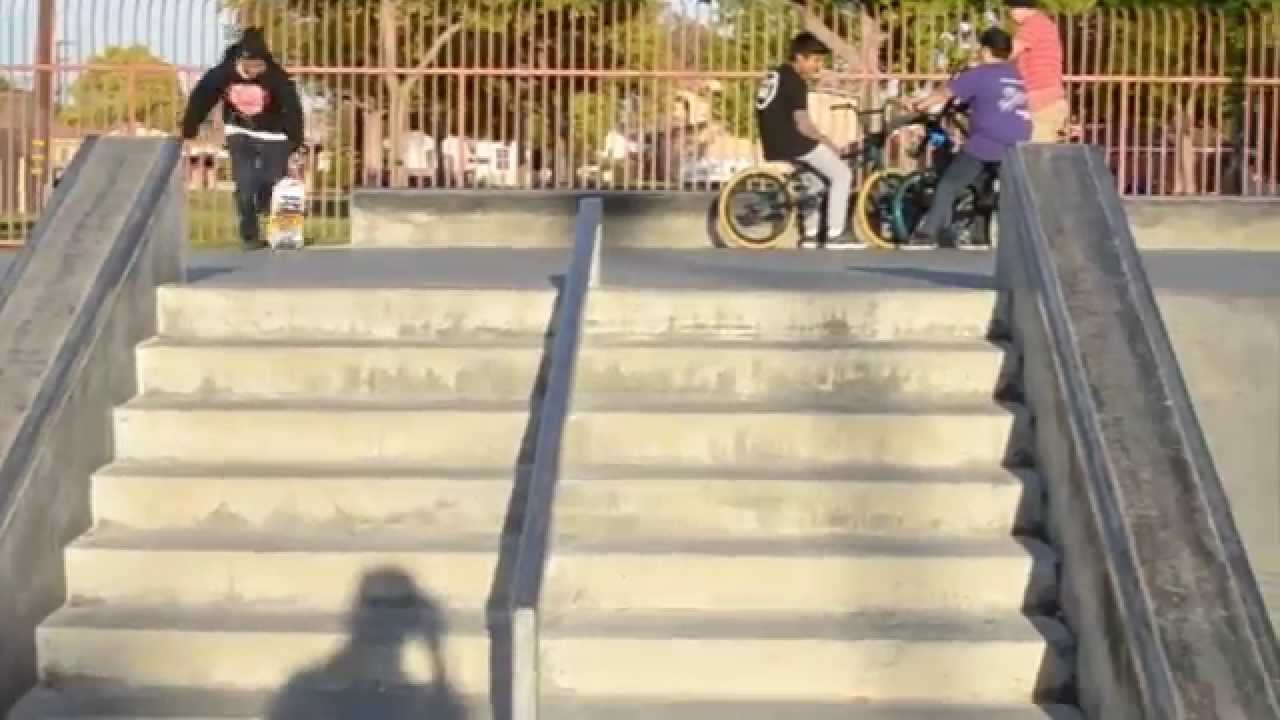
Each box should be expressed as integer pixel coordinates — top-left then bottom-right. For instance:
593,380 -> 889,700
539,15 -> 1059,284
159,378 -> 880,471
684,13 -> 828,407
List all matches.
539,288 -> 1082,718
11,283 -> 560,719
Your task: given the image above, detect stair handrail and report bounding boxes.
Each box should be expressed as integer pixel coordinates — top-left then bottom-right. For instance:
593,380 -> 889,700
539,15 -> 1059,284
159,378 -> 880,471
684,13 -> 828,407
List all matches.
995,142 -> 1280,718
508,196 -> 601,720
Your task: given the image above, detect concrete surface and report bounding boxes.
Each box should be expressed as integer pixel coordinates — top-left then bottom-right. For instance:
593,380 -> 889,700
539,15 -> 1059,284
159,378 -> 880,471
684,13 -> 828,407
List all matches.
349,190 -> 1280,251
13,267 -> 560,719
351,190 -> 713,249
995,144 -> 1280,720
0,138 -> 184,713
539,264 -> 1074,715
117,248 -> 1280,607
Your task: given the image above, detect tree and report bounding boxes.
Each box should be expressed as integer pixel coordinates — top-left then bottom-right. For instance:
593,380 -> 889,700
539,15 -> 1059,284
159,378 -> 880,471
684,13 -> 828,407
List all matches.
60,45 -> 182,132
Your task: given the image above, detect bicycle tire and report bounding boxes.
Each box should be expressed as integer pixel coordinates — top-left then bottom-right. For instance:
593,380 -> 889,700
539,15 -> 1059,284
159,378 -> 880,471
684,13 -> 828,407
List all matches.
854,169 -> 904,249
715,167 -> 797,250
892,170 -> 992,249
890,171 -> 930,243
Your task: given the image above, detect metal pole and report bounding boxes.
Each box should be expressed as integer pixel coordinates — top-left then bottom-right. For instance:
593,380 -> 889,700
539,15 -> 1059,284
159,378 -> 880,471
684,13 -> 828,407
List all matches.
33,0 -> 55,212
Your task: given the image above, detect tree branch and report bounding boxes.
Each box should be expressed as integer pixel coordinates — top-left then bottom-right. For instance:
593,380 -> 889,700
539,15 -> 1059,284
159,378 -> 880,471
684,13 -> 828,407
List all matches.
398,20 -> 467,96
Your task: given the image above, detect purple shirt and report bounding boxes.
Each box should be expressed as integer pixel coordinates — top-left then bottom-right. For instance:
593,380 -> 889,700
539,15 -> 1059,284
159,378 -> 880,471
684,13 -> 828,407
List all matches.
948,62 -> 1032,162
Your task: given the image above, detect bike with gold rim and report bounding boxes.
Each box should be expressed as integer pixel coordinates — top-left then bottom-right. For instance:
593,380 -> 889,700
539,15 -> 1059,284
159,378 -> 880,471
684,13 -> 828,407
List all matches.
715,99 -> 910,250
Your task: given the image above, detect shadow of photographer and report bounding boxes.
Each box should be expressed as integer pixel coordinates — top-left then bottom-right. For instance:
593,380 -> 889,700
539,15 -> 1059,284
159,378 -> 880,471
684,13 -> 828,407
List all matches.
265,567 -> 470,720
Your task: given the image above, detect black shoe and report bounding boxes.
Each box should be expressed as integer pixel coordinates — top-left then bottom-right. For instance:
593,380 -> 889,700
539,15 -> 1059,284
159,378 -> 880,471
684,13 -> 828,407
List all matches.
241,239 -> 267,252
902,232 -> 938,251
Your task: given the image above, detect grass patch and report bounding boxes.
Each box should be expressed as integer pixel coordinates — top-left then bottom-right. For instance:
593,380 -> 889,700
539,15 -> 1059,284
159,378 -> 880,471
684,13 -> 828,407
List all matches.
3,192 -> 352,248
188,190 -> 350,249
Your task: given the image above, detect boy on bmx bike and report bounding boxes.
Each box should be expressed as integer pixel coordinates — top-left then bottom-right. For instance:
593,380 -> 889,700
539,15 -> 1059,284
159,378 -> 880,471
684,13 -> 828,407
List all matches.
754,32 -> 860,249
904,27 -> 1030,250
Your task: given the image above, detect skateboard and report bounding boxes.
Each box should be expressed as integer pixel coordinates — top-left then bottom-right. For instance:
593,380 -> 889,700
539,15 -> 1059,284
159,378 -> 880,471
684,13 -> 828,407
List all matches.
266,156 -> 306,251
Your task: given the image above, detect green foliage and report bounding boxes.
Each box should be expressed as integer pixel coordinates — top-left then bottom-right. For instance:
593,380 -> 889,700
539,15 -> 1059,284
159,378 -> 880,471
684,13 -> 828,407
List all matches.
60,45 -> 182,131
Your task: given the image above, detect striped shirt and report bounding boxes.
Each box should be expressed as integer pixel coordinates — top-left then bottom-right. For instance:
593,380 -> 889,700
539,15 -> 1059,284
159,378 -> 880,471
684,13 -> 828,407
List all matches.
1015,12 -> 1065,110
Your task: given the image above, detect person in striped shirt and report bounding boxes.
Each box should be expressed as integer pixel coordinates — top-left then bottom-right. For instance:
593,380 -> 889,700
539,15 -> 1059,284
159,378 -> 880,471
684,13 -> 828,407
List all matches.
1007,0 -> 1067,143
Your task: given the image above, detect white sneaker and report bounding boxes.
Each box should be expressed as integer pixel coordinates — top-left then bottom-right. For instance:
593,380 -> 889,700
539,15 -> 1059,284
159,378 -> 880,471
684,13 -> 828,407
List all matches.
824,230 -> 866,250
799,235 -> 822,249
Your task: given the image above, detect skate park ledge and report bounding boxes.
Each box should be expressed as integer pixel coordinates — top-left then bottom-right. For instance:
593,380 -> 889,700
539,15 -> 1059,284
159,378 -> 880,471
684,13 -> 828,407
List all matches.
350,187 -> 1280,251
0,136 -> 185,711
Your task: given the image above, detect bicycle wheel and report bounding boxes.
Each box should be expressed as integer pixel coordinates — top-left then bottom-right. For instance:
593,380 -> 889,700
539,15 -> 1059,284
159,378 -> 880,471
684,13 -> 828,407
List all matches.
891,171 -> 933,243
853,169 -> 904,249
716,168 -> 796,250
949,185 -> 985,248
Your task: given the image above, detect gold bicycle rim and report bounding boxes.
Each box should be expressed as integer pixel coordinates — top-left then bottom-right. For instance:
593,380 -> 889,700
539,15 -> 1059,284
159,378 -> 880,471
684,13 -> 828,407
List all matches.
716,166 -> 797,250
854,169 -> 900,250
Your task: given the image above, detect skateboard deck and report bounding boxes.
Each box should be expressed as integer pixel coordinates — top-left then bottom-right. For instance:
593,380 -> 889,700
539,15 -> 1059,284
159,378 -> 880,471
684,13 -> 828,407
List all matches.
266,175 -> 306,251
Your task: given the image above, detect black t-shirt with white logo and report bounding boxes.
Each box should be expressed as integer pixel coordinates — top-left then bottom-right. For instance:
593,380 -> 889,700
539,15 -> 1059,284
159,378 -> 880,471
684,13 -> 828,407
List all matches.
755,63 -> 817,161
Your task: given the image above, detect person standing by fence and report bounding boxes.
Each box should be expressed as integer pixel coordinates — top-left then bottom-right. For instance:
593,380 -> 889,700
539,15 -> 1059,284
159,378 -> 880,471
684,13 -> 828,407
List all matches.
1007,0 -> 1066,143
180,28 -> 304,250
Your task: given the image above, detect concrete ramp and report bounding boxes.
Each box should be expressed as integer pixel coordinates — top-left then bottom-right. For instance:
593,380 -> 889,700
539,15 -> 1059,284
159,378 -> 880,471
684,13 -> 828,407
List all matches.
0,137 -> 184,713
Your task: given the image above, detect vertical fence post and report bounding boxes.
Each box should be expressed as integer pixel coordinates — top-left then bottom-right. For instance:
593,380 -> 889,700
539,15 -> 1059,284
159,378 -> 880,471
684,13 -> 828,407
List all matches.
32,0 -> 55,213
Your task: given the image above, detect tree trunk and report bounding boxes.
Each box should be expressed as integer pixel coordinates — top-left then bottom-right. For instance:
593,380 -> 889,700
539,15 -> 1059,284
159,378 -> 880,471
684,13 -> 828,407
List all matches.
362,108 -> 385,187
1173,103 -> 1196,195
793,1 -> 885,134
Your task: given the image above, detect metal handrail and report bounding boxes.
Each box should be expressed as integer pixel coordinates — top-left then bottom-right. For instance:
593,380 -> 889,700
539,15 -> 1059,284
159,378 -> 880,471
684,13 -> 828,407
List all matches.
507,195 -> 601,720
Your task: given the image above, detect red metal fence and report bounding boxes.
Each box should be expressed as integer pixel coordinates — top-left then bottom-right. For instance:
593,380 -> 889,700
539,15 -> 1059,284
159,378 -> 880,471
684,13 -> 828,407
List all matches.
2,0 -> 1278,247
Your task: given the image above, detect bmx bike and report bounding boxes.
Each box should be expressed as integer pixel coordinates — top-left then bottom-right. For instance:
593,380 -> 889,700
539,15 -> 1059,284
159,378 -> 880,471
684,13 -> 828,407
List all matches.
874,98 -> 1000,249
714,99 -> 911,250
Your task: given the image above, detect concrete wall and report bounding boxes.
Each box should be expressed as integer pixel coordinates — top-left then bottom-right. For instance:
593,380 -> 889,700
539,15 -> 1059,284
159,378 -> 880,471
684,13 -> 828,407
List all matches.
0,137 -> 184,711
1153,288 -> 1280,611
1128,198 -> 1280,251
997,144 -> 1280,718
351,190 -> 716,248
351,190 -> 1280,251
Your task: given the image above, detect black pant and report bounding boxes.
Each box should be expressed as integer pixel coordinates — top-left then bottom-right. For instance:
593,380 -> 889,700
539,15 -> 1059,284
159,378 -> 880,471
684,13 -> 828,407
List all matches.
227,134 -> 291,245
917,151 -> 996,240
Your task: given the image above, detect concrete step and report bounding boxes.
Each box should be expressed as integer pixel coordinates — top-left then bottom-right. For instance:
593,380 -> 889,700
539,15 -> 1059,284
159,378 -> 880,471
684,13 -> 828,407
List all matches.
35,604 -> 491,694
10,682 -> 490,720
7,683 -> 1083,720
583,288 -> 997,342
89,462 -> 521,533
542,698 -> 1084,720
136,338 -> 545,400
544,535 -> 1056,614
564,404 -> 1016,469
65,527 -> 504,612
574,339 -> 1002,404
539,609 -> 1073,704
112,398 -> 534,466
555,464 -> 1040,539
157,285 -> 558,341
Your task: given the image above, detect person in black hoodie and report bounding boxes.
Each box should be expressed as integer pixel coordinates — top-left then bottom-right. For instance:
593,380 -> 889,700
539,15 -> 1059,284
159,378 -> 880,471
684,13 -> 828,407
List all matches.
181,28 -> 304,250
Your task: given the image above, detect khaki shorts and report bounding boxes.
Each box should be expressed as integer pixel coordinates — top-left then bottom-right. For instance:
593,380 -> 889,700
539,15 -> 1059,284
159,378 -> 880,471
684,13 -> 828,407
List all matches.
1031,99 -> 1069,143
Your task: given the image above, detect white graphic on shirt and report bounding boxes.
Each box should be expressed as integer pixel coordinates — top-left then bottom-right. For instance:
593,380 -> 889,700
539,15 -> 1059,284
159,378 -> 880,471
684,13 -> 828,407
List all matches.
226,83 -> 269,117
999,84 -> 1028,114
755,72 -> 780,110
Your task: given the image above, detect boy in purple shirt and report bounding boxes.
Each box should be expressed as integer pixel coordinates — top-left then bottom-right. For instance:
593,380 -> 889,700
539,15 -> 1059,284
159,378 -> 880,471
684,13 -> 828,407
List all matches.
907,27 -> 1031,249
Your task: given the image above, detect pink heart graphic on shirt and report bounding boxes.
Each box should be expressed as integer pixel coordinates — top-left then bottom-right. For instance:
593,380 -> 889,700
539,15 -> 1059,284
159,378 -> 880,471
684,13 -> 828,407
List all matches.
227,84 -> 269,117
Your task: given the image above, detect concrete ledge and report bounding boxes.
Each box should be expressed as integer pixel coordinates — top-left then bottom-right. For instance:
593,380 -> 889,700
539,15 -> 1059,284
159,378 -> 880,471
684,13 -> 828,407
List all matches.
351,190 -> 717,248
995,143 -> 1280,718
353,188 -> 1280,251
0,137 -> 184,712
1125,197 -> 1280,251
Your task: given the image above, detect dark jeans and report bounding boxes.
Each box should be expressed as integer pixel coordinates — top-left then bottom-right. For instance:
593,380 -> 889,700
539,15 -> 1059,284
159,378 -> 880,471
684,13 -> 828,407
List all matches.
227,134 -> 291,245
917,151 -> 997,240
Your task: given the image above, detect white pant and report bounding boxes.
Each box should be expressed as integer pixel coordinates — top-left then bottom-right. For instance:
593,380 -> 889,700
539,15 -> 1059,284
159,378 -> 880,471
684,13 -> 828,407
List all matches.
797,144 -> 853,238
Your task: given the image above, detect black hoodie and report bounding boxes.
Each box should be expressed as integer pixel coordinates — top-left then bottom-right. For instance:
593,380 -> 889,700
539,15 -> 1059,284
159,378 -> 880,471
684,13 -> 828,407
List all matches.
181,29 -> 304,148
